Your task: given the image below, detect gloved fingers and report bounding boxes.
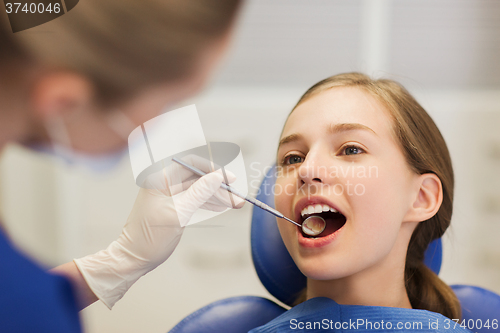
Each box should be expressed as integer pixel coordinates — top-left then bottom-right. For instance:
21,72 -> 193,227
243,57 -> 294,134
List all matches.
137,154 -> 239,196
205,187 -> 246,209
141,166 -> 169,191
137,162 -> 199,194
169,166 -> 237,197
179,172 -> 228,210
199,202 -> 229,212
181,154 -> 220,173
217,168 -> 237,184
177,167 -> 243,209
173,172 -> 228,227
179,168 -> 236,189
179,178 -> 198,191
160,155 -> 210,194
165,155 -> 217,184
174,155 -> 237,183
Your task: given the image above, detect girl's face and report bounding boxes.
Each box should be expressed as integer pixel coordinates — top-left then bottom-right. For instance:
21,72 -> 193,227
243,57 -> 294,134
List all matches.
275,87 -> 419,281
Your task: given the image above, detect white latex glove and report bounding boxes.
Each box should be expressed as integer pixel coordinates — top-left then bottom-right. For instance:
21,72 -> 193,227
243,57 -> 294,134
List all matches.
74,155 -> 243,309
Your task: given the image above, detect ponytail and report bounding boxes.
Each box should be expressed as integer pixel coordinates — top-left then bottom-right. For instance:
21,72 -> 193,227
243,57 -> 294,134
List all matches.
406,259 -> 461,319
405,216 -> 461,320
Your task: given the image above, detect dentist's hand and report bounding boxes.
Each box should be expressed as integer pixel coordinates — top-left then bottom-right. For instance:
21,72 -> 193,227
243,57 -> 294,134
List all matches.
73,155 -> 243,309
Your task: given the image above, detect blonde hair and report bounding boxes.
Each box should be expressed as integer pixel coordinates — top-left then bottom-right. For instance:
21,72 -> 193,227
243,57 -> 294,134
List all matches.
289,72 -> 460,319
0,0 -> 241,105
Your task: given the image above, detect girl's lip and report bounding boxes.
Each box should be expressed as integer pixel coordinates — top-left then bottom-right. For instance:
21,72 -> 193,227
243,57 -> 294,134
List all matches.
297,221 -> 344,248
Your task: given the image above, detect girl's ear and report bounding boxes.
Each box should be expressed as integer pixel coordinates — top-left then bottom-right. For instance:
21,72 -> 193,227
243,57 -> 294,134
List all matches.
404,173 -> 443,223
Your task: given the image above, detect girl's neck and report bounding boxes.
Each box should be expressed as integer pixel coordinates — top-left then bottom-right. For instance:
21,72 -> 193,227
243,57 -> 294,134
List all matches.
306,267 -> 412,309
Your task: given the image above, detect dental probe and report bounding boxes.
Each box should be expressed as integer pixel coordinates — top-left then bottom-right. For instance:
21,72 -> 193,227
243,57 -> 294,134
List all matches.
172,157 -> 303,229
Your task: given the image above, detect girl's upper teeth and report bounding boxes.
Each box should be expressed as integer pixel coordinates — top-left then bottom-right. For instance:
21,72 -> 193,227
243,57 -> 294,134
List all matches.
301,204 -> 338,217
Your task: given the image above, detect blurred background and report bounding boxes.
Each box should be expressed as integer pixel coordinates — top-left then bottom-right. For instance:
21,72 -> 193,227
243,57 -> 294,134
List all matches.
1,0 -> 499,332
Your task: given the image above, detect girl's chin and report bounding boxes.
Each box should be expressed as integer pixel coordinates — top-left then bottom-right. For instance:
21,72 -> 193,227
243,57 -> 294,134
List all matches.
296,260 -> 349,281
304,272 -> 346,281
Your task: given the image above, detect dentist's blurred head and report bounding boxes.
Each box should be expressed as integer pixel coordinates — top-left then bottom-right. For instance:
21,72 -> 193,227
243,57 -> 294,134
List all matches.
0,0 -> 241,156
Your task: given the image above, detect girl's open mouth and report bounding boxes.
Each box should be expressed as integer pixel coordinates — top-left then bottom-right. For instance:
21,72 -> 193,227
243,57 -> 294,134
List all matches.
296,202 -> 347,248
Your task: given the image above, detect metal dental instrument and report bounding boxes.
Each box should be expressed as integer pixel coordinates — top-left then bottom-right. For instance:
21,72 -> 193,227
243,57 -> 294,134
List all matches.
172,157 -> 304,229
302,216 -> 326,236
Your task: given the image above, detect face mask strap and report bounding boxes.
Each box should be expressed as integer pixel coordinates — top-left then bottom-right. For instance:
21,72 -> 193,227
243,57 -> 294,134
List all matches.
45,116 -> 73,148
41,112 -> 132,172
43,116 -> 77,164
105,111 -> 138,142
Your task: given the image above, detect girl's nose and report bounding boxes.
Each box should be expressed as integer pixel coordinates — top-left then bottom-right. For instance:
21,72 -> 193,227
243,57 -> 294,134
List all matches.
297,153 -> 327,186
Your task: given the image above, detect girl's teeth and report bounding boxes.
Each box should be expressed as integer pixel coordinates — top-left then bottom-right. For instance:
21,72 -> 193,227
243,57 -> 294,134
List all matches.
300,204 -> 339,217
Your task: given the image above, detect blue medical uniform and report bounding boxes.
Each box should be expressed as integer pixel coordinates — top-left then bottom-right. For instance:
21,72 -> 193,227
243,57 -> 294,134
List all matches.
0,227 -> 82,333
249,297 -> 472,333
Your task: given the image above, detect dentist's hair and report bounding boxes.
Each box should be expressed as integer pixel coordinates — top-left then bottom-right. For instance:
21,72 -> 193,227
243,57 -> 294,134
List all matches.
0,0 -> 241,105
291,72 -> 460,319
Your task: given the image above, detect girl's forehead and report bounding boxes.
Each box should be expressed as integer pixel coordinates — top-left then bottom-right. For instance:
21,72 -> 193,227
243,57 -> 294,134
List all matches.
282,87 -> 394,138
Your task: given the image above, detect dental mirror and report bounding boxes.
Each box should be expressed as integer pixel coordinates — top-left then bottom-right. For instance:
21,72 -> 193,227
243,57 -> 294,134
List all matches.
302,215 -> 326,236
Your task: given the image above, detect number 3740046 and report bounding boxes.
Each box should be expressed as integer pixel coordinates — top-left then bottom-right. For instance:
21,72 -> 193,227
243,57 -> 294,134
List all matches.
444,318 -> 498,331
5,2 -> 61,14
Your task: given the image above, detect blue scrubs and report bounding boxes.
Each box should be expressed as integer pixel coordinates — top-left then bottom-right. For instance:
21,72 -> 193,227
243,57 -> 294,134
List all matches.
249,297 -> 472,333
0,227 -> 82,333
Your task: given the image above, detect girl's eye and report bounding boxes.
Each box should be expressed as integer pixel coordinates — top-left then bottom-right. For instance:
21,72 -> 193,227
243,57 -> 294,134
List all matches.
283,154 -> 304,165
343,145 -> 364,156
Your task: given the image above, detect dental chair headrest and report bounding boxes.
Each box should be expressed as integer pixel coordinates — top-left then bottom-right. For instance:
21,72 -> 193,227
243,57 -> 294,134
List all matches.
250,165 -> 443,306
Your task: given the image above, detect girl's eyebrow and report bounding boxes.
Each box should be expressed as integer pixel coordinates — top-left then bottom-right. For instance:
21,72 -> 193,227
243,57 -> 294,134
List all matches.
278,123 -> 377,149
278,133 -> 303,149
328,122 -> 377,136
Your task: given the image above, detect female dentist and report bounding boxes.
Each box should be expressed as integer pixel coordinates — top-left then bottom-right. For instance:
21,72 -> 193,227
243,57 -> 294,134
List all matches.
0,1 -> 242,332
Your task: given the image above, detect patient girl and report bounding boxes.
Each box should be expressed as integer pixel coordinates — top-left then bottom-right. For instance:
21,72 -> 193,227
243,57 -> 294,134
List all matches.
260,73 -> 469,331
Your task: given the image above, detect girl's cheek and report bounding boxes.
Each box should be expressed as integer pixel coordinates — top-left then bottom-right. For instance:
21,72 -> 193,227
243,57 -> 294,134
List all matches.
274,178 -> 288,213
275,177 -> 295,209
